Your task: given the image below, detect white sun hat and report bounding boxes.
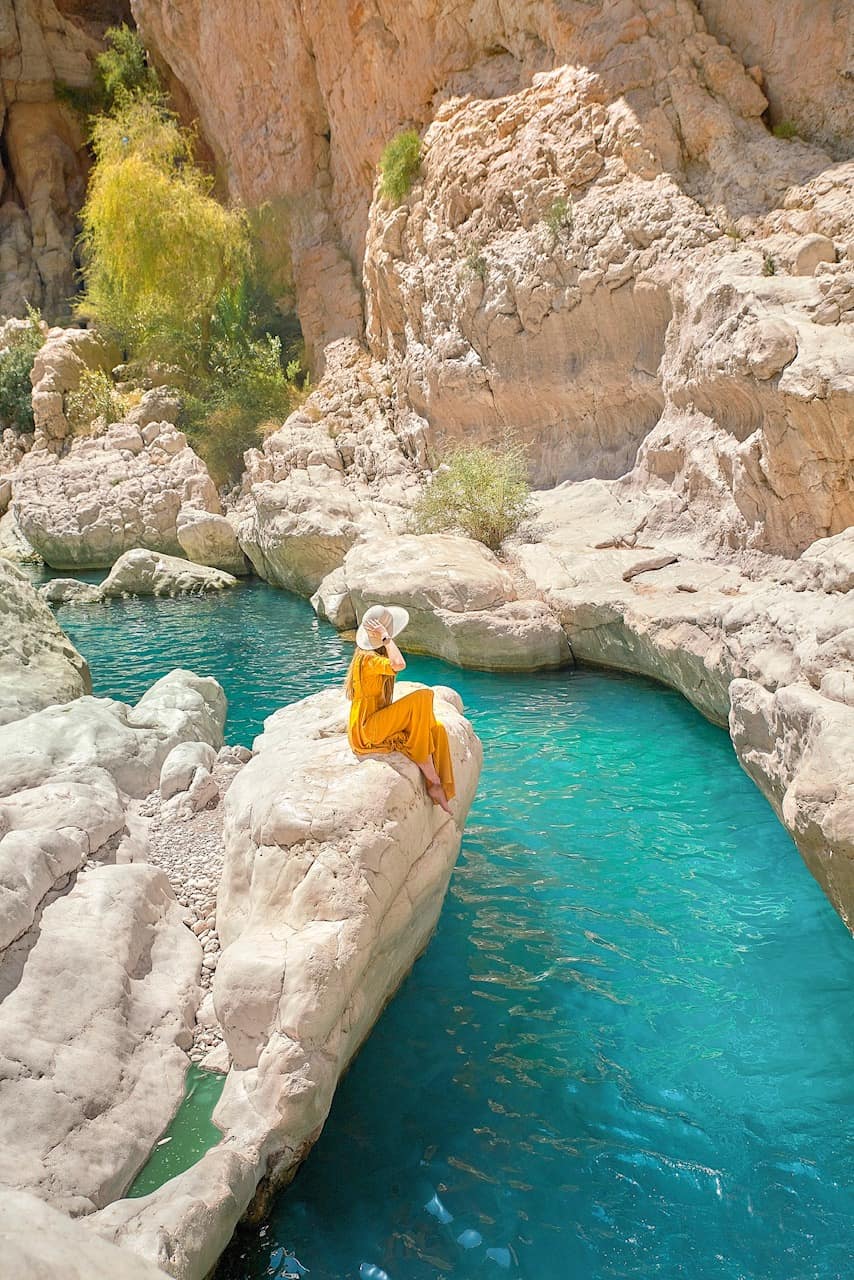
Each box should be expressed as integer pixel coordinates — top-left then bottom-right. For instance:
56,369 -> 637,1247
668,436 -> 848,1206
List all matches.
355,603 -> 410,651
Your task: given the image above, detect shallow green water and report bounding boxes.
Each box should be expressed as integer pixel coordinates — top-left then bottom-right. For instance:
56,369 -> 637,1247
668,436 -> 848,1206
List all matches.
49,578 -> 854,1280
128,1066 -> 225,1197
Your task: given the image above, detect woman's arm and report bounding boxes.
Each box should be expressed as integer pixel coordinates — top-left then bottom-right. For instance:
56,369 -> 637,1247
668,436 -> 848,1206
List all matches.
365,621 -> 406,672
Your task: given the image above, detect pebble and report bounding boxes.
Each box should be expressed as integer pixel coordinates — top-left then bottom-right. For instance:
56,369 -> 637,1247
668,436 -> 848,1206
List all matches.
136,752 -> 248,1062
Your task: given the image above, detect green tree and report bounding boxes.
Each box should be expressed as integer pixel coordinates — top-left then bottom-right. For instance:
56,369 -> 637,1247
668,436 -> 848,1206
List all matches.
77,98 -> 250,363
412,437 -> 533,551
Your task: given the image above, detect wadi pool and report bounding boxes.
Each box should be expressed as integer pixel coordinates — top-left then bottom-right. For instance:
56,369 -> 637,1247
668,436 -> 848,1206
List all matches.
50,577 -> 854,1280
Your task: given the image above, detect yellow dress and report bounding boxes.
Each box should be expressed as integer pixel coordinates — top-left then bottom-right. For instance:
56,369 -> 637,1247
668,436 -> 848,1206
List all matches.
347,652 -> 456,800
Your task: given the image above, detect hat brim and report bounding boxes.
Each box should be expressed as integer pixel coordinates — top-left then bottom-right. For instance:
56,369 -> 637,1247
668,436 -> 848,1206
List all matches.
355,605 -> 410,651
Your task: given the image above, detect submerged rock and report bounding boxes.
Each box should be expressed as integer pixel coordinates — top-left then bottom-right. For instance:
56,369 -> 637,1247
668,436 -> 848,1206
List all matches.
90,680 -> 482,1278
100,549 -> 238,598
0,557 -> 90,726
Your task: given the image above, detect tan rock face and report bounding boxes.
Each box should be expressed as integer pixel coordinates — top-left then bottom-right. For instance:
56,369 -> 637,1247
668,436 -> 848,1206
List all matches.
697,0 -> 854,159
0,0 -> 130,319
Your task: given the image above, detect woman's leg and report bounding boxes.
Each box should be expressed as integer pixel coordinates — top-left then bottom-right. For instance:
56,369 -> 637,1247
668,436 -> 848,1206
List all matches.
416,755 -> 453,814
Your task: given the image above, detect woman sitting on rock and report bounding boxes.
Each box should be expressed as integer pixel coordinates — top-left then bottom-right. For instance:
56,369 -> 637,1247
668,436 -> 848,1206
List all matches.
345,604 -> 455,814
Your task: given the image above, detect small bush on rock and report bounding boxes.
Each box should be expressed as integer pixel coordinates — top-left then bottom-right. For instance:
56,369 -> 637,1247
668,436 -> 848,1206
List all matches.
544,194 -> 573,240
0,308 -> 44,433
772,120 -> 798,141
412,437 -> 533,552
379,130 -> 421,203
65,369 -> 133,435
56,24 -> 161,119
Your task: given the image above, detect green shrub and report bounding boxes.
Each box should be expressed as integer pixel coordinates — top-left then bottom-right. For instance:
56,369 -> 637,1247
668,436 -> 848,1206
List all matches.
772,120 -> 798,141
0,310 -> 44,432
56,24 -> 161,119
411,438 -> 533,551
65,369 -> 133,435
762,254 -> 777,276
379,130 -> 421,204
464,247 -> 488,280
544,194 -> 573,240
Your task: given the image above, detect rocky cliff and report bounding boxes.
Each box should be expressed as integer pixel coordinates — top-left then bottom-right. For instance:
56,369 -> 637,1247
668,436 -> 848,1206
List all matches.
0,0 -> 130,317
122,0 -> 854,928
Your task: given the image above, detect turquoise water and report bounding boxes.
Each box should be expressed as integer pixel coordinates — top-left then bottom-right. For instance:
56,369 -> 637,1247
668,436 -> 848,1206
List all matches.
48,579 -> 854,1280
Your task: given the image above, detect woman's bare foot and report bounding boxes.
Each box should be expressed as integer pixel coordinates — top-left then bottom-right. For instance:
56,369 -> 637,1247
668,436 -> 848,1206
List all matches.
426,781 -> 453,815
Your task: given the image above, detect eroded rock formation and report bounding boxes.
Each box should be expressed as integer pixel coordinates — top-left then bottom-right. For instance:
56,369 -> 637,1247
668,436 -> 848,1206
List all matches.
88,681 -> 482,1279
0,597 -> 227,1216
0,0 -> 130,318
0,555 -> 90,723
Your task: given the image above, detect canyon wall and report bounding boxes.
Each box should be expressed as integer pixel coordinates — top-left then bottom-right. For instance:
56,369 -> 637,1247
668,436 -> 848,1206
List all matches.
130,0 -> 854,557
0,0 -> 130,318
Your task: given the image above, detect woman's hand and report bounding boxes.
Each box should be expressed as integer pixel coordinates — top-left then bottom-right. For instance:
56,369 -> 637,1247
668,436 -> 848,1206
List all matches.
365,620 -> 391,648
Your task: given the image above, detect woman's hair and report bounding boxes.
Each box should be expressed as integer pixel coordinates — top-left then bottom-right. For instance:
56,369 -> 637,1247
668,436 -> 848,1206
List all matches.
344,646 -> 394,707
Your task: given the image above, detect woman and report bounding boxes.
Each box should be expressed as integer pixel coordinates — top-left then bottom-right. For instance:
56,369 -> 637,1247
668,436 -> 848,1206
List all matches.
345,604 -> 455,814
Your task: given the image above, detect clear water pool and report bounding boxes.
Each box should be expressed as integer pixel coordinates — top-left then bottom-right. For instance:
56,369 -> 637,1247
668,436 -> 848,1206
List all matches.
49,578 -> 854,1280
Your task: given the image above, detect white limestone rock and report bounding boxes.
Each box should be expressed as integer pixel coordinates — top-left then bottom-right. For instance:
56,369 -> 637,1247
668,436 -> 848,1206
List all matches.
0,508 -> 39,563
0,862 -> 200,1214
160,741 -> 219,802
39,577 -> 102,604
343,533 -> 571,670
1,1188 -> 169,1280
12,426 -> 221,570
236,471 -> 387,595
311,565 -> 357,630
0,557 -> 90,726
0,669 -> 226,951
177,507 -> 249,576
101,549 -> 237,598
29,327 -> 121,448
730,680 -> 854,928
90,680 -> 481,1280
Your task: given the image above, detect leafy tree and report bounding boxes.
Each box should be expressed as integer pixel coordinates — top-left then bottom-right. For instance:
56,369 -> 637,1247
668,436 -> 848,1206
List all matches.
412,437 -> 533,551
78,98 -> 251,363
74,34 -> 303,481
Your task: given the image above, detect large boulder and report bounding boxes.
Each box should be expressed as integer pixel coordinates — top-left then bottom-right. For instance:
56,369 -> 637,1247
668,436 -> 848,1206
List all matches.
177,508 -> 249,576
0,670 -> 227,1217
13,423 -> 222,569
101,548 -> 237,598
0,862 -> 200,1214
90,680 -> 482,1279
1,1188 -> 169,1280
0,557 -> 90,725
236,471 -> 386,595
327,533 -> 571,671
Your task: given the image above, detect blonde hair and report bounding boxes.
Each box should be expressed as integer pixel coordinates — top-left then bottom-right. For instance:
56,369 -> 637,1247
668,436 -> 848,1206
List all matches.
344,647 -> 394,707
